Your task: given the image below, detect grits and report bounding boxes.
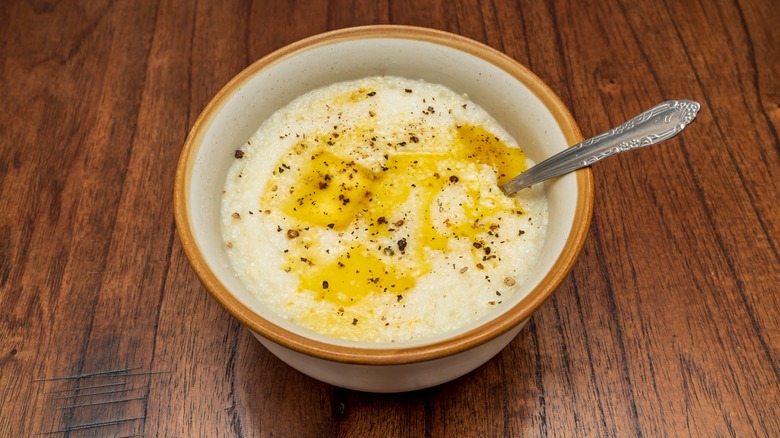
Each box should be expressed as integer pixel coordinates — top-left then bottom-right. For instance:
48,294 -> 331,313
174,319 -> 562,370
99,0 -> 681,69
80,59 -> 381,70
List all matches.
221,76 -> 547,342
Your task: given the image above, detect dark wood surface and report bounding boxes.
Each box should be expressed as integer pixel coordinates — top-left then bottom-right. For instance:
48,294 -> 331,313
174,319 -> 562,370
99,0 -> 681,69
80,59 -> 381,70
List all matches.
2,0 -> 778,436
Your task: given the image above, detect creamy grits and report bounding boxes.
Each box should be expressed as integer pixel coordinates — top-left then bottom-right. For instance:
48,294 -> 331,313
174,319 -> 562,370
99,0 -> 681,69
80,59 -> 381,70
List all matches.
221,76 -> 548,342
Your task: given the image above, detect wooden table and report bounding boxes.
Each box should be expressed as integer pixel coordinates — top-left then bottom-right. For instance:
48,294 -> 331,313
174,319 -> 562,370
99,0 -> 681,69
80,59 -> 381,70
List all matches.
2,0 -> 778,436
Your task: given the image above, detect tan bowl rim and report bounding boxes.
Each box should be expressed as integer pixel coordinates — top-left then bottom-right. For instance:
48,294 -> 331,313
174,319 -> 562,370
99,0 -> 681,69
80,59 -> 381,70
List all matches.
174,25 -> 594,365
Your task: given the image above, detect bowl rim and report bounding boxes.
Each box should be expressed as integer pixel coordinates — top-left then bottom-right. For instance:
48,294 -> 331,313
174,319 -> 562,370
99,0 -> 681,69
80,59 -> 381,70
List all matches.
174,24 -> 593,365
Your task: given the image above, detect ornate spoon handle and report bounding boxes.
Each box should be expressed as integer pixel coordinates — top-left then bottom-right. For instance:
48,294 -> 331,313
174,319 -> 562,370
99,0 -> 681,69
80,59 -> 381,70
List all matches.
501,100 -> 701,195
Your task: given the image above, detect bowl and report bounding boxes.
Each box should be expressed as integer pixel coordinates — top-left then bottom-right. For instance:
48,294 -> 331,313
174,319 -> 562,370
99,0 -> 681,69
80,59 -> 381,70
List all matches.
174,25 -> 593,392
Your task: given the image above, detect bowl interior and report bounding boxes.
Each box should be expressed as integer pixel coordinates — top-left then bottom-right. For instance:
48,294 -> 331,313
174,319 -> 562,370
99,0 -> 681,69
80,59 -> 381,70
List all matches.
177,26 -> 590,361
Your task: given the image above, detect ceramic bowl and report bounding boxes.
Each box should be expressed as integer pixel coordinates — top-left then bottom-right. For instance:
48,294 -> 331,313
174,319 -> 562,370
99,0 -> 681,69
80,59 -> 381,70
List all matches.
174,25 -> 593,392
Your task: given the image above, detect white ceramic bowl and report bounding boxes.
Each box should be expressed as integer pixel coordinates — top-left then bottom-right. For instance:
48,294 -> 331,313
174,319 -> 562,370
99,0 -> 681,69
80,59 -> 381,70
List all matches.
174,25 -> 593,392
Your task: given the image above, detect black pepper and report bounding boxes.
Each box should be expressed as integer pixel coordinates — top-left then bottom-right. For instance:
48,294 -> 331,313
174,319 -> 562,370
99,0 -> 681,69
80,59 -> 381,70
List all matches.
397,238 -> 407,252
234,150 -> 244,159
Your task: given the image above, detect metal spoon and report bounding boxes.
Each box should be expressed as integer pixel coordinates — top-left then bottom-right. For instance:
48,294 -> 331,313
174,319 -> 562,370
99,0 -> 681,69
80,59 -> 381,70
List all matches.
501,100 -> 701,195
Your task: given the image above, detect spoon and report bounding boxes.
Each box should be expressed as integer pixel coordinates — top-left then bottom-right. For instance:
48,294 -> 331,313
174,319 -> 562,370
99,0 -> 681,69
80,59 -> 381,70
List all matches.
501,100 -> 701,195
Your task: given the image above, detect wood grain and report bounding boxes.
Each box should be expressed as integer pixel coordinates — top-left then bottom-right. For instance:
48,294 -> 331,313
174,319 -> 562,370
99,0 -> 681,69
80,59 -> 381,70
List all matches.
1,0 -> 777,436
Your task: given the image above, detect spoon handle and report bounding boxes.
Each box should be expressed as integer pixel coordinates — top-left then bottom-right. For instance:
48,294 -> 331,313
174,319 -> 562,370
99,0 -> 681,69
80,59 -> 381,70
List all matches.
501,100 -> 701,195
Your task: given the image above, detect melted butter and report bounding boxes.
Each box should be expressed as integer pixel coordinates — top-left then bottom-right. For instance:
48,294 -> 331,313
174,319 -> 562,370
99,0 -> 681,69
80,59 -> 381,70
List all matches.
299,245 -> 416,306
329,87 -> 376,106
455,124 -> 527,185
263,123 -> 528,308
277,148 -> 375,229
